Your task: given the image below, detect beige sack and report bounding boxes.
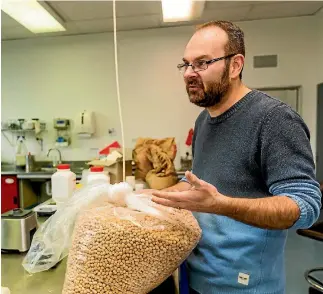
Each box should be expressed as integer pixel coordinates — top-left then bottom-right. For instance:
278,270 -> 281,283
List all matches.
133,137 -> 177,180
145,173 -> 178,190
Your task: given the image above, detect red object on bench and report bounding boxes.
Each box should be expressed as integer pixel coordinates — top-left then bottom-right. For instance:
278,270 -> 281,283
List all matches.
99,141 -> 121,155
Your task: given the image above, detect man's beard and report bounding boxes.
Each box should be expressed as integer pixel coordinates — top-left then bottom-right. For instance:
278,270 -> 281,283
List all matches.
185,64 -> 230,108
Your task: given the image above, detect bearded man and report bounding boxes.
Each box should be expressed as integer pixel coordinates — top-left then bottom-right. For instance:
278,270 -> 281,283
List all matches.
151,21 -> 322,294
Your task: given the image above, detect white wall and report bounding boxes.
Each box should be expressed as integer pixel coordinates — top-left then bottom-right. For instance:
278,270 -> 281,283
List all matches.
1,15 -> 322,167
242,16 -> 321,158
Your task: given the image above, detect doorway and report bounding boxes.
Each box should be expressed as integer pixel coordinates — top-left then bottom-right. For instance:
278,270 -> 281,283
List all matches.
316,83 -> 323,183
257,86 -> 301,114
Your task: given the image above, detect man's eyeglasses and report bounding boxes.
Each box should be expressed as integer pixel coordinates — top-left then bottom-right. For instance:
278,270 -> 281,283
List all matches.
177,54 -> 236,74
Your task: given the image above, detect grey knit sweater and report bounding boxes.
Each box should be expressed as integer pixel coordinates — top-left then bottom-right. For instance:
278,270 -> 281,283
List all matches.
182,89 -> 322,294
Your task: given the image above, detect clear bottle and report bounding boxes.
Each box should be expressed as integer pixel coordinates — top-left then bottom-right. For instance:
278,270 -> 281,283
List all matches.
87,166 -> 110,185
51,164 -> 76,206
25,152 -> 34,172
15,136 -> 28,167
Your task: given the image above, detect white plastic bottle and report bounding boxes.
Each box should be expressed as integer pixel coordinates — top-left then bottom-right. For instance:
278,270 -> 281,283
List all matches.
15,136 -> 28,167
1,287 -> 11,294
87,166 -> 110,184
51,164 -> 76,206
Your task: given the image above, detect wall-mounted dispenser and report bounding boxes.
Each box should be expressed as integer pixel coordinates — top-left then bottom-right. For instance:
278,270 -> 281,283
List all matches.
53,118 -> 70,147
75,110 -> 95,138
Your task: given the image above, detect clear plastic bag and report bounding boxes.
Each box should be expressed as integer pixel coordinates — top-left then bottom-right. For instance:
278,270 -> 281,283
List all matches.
63,185 -> 201,294
22,181 -> 121,273
23,181 -> 201,294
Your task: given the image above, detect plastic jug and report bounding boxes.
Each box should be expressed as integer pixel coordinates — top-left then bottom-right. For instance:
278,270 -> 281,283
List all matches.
15,136 -> 28,167
87,166 -> 110,184
51,164 -> 76,206
1,287 -> 11,294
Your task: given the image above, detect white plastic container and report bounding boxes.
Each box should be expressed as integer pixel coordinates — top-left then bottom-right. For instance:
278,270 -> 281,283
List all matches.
15,137 -> 28,167
87,166 -> 110,184
1,287 -> 11,294
51,164 -> 76,206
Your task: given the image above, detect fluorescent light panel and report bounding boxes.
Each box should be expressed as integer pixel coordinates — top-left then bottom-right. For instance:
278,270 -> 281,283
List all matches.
162,0 -> 205,23
1,0 -> 65,33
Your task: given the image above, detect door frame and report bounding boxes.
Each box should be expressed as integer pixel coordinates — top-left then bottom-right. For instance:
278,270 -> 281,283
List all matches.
316,83 -> 323,182
255,85 -> 302,114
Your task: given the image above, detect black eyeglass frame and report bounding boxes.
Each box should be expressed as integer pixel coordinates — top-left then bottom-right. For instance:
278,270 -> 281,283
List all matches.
177,53 -> 237,74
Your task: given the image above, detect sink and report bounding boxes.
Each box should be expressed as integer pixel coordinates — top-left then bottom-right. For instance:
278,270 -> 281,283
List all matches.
72,167 -> 85,173
39,166 -> 85,174
1,165 -> 17,172
40,167 -> 57,172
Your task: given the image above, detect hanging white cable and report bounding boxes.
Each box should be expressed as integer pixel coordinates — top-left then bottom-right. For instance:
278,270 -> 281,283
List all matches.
113,0 -> 126,182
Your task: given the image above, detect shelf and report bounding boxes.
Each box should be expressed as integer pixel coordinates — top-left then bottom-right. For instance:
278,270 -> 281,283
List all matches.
1,128 -> 46,133
55,142 -> 69,148
1,128 -> 46,149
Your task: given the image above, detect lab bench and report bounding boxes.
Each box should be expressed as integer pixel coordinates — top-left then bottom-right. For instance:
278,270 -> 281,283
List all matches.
1,216 -> 67,294
1,212 -> 179,294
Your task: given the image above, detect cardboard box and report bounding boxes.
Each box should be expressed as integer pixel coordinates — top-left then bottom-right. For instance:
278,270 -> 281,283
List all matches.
105,160 -> 133,184
87,149 -> 133,184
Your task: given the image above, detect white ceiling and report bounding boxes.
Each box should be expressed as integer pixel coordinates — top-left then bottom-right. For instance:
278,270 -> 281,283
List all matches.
2,1 -> 323,40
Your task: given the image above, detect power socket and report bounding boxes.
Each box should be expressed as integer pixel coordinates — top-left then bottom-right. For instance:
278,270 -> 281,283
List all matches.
108,128 -> 116,136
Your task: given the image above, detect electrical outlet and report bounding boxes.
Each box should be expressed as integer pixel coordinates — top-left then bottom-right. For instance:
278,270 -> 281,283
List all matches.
108,128 -> 116,136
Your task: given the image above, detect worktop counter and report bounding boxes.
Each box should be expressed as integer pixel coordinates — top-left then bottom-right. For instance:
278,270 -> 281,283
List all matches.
1,165 -> 186,180
1,217 -> 179,294
1,217 -> 66,294
1,165 -> 83,179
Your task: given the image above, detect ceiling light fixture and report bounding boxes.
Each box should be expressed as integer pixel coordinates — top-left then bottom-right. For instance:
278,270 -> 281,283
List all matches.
161,0 -> 205,23
1,0 -> 65,34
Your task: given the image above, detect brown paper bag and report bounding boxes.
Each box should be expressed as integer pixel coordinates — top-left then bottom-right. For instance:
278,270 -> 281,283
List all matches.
133,137 -> 177,180
145,144 -> 178,190
146,172 -> 178,190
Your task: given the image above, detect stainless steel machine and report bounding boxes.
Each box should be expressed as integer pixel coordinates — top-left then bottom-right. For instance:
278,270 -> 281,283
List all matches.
1,208 -> 37,252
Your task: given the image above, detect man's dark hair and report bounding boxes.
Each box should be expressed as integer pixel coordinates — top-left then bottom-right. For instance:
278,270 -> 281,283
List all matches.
196,20 -> 245,79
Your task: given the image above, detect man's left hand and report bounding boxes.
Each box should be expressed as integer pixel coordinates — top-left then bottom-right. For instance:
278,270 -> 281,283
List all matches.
152,171 -> 226,213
